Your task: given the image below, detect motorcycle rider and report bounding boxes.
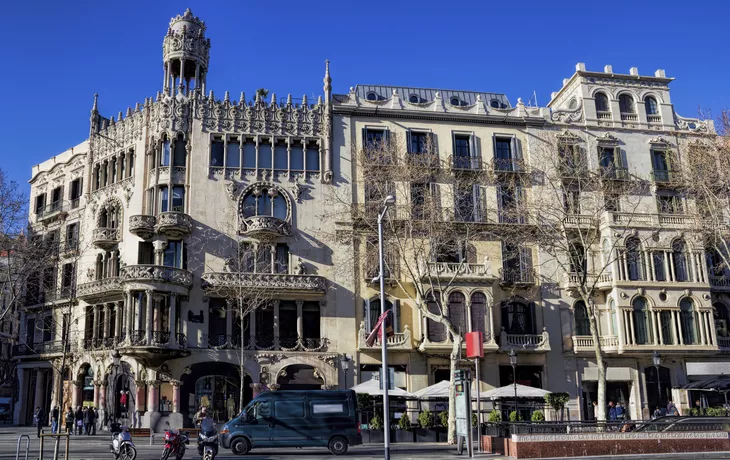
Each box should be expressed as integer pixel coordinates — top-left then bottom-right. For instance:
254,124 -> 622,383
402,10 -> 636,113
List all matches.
197,409 -> 217,457
193,406 -> 208,426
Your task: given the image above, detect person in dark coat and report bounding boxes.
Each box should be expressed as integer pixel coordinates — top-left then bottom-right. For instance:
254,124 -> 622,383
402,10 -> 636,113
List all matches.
35,406 -> 45,438
65,407 -> 74,435
83,407 -> 91,435
50,406 -> 59,434
74,406 -> 83,435
89,407 -> 97,435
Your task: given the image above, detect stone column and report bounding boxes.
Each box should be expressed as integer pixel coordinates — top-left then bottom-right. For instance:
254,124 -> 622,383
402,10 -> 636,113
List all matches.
135,380 -> 146,427
71,380 -> 82,409
145,290 -> 153,344
148,382 -> 159,413
676,311 -> 685,345
627,311 -> 636,345
100,383 -> 107,408
93,381 -> 101,408
671,311 -> 679,344
250,383 -> 264,398
698,311 -> 707,345
250,308 -> 257,348
115,301 -> 123,338
273,300 -> 280,349
168,293 -> 177,346
34,369 -> 46,411
225,299 -> 234,343
103,304 -> 111,339
296,300 -> 304,340
92,305 -> 99,342
171,381 -> 181,413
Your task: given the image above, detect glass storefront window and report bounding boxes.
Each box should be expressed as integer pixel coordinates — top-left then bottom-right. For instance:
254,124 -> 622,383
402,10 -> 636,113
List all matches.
194,376 -> 240,422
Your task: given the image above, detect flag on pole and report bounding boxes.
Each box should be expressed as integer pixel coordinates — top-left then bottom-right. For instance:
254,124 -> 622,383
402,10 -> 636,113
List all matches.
365,309 -> 393,347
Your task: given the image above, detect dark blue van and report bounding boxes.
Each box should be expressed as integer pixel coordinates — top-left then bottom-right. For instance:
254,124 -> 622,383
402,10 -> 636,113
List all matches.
220,389 -> 361,455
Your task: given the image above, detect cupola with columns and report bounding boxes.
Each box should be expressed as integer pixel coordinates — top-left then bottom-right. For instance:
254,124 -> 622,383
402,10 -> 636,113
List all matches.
162,8 -> 210,95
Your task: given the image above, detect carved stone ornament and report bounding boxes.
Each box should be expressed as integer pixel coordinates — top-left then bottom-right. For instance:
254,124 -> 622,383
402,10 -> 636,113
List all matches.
294,257 -> 306,275
317,353 -> 339,369
253,353 -> 284,364
225,182 -> 239,200
636,288 -> 645,297
684,288 -> 692,297
620,292 -> 629,299
292,180 -> 303,203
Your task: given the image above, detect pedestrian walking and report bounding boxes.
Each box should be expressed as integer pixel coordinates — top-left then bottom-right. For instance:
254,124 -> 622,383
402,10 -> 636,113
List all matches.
74,406 -> 83,435
35,406 -> 45,438
50,406 -> 59,434
65,406 -> 74,435
83,407 -> 90,435
615,402 -> 625,421
89,406 -> 97,435
591,401 -> 598,420
667,399 -> 680,416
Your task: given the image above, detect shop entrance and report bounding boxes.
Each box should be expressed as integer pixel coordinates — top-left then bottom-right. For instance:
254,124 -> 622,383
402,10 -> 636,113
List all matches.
181,362 -> 252,426
581,381 -> 631,420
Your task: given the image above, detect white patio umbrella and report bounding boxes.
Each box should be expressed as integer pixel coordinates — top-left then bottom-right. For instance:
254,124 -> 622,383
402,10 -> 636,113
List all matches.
480,383 -> 550,400
414,380 -> 483,400
350,379 -> 417,398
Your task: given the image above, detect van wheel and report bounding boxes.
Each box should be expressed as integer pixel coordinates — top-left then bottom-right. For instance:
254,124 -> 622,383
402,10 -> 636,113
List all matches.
328,436 -> 348,455
231,437 -> 251,455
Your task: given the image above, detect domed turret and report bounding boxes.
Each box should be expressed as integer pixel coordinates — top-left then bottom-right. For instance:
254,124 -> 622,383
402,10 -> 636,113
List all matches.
162,8 -> 210,95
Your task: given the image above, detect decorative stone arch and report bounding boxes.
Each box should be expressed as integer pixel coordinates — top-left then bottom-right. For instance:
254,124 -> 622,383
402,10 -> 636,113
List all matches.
238,182 -> 293,222
589,87 -> 612,99
75,362 -> 93,380
628,291 -> 656,310
638,90 -> 665,105
97,197 -> 124,227
274,363 -> 327,389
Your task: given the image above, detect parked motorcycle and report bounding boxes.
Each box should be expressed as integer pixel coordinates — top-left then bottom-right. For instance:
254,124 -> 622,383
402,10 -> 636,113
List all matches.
197,418 -> 219,460
161,421 -> 189,460
109,426 -> 137,460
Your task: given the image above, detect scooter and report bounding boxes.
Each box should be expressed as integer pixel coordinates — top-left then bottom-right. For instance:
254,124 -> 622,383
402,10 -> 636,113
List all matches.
161,421 -> 189,460
197,422 -> 219,460
109,426 -> 137,460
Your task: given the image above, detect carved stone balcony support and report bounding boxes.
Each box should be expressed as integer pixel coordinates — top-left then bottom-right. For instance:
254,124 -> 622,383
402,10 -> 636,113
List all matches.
358,322 -> 412,351
121,265 -> 193,289
77,277 -> 123,301
156,212 -> 192,238
499,327 -> 551,352
92,227 -> 120,249
239,216 -> 291,238
202,272 -> 326,296
129,215 -> 156,239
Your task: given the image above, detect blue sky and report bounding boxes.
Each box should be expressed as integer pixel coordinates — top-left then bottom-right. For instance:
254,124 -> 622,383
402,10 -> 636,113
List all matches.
2,0 -> 728,192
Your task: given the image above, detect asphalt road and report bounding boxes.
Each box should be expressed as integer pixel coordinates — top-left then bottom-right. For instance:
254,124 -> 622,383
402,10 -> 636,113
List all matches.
0,429 -> 729,460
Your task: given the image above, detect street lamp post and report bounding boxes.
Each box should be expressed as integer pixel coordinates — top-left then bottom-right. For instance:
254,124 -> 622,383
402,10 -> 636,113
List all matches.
652,351 -> 662,409
509,349 -> 518,419
378,195 -> 395,460
340,355 -> 350,388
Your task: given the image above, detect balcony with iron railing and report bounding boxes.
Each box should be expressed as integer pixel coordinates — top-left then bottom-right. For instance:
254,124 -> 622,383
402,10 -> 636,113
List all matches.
500,268 -> 536,286
124,330 -> 188,351
572,335 -> 620,354
651,169 -> 681,184
34,200 -> 69,222
198,333 -> 328,352
129,215 -> 157,239
710,276 -> 730,291
598,166 -> 629,181
405,152 -> 440,168
499,327 -> 551,352
156,211 -> 192,238
91,227 -> 121,249
718,336 -> 730,351
493,158 -> 529,174
358,322 -> 412,351
451,156 -> 483,171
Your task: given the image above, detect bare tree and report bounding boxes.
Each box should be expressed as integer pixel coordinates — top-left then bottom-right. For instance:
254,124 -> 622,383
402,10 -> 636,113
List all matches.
192,223 -> 277,410
340,133 -> 501,443
506,129 -> 652,421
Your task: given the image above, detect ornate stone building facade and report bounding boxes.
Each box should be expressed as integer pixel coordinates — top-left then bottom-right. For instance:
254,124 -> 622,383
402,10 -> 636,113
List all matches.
16,9 -> 724,428
16,10 -> 352,429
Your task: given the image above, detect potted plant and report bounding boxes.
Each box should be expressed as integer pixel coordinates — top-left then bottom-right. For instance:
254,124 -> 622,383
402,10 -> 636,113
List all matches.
369,413 -> 385,443
509,410 -> 523,422
471,412 -> 480,441
544,392 -> 570,421
482,411 -> 505,455
394,413 -> 415,442
531,410 -> 545,422
437,411 -> 449,442
416,410 -> 438,442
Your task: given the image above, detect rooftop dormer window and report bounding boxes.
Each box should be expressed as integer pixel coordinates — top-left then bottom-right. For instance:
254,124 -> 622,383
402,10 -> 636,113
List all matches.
490,100 -> 501,108
408,94 -> 421,104
450,96 -> 467,107
366,92 -> 378,101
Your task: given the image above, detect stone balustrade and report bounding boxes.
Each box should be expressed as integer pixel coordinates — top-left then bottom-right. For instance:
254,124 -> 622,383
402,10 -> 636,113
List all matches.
239,216 -> 292,237
129,215 -> 157,239
121,265 -> 193,288
500,327 -> 550,352
77,277 -> 123,299
357,322 -> 412,350
156,211 -> 192,237
572,335 -> 620,353
91,227 -> 121,249
201,272 -> 326,294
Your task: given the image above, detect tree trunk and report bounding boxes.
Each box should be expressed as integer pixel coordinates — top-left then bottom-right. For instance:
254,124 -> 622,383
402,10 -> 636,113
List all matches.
447,335 -> 462,444
239,311 -> 245,411
587,297 -> 606,422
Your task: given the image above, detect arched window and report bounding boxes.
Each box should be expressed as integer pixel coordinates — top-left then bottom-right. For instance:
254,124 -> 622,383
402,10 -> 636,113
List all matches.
714,302 -> 729,338
672,239 -> 689,282
490,99 -> 501,108
242,188 -> 288,221
447,292 -> 466,336
619,94 -> 635,114
574,301 -> 590,336
470,293 -> 487,339
626,237 -> 645,281
501,300 -> 535,335
408,94 -> 420,104
644,96 -> 659,115
595,92 -> 609,112
99,204 -> 120,229
609,298 -> 617,336
173,134 -> 187,167
426,292 -> 446,342
680,298 -> 697,344
632,297 -> 652,345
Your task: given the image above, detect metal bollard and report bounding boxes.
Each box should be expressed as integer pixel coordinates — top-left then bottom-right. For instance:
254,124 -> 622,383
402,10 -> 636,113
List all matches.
15,434 -> 30,460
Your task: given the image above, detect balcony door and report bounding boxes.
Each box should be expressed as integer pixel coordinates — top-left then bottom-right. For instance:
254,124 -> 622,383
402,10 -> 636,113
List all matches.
501,300 -> 535,335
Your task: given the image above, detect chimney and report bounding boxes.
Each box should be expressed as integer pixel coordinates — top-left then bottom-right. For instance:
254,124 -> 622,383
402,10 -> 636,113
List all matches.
576,62 -> 586,71
655,69 -> 666,78
604,65 -> 613,73
629,67 -> 639,76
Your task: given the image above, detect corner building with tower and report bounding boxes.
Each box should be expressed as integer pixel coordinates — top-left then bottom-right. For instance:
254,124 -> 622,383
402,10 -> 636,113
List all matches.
14,9 -> 726,428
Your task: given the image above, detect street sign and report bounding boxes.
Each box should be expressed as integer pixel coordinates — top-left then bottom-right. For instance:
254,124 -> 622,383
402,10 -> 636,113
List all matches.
454,370 -> 473,457
465,332 -> 484,358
